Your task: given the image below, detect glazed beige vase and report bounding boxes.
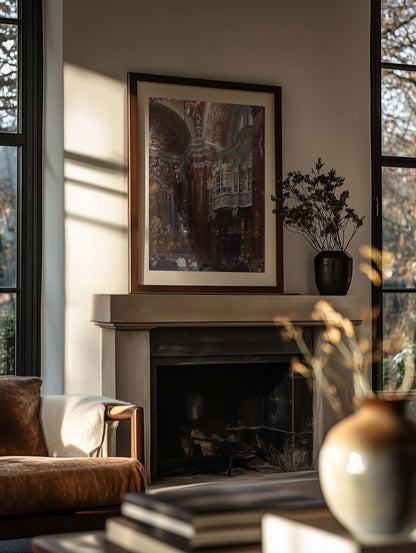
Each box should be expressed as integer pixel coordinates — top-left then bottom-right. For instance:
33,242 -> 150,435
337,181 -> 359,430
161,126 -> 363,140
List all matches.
319,397 -> 416,540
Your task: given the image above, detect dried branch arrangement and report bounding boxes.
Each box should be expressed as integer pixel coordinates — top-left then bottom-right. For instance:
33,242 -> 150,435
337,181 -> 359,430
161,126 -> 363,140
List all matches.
272,158 -> 364,252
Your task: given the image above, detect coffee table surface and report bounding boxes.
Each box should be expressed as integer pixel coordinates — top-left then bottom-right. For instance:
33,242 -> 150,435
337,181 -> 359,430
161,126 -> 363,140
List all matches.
32,530 -> 261,553
32,531 -> 119,553
31,475 -> 323,553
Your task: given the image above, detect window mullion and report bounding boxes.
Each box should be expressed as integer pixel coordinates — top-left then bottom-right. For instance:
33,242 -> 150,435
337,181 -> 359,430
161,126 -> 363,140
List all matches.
383,289 -> 416,293
0,134 -> 24,146
14,0 -> 43,377
382,61 -> 416,72
381,156 -> 416,167
371,0 -> 383,391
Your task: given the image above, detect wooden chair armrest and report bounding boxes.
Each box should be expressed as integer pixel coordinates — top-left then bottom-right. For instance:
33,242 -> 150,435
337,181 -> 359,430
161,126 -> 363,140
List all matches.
105,405 -> 144,464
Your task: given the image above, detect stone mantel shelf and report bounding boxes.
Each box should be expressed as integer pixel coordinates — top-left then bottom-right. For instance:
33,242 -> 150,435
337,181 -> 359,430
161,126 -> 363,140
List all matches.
91,294 -> 367,329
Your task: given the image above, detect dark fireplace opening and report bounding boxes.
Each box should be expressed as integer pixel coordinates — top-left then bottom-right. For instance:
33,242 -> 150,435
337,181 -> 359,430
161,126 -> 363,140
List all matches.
154,361 -> 312,479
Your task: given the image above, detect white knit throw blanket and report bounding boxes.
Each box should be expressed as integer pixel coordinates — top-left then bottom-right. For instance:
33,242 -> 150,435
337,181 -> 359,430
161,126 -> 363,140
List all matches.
39,395 -> 129,458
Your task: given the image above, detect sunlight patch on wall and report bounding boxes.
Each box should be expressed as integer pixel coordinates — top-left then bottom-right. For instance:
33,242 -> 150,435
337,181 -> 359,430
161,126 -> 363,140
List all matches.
64,64 -> 128,395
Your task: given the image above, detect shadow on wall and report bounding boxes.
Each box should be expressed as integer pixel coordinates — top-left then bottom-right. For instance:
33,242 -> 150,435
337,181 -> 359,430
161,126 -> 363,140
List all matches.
65,150 -> 127,233
64,149 -> 128,233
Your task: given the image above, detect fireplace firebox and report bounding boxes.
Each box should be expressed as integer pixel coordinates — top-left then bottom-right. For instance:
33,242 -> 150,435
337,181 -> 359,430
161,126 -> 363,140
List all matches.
151,327 -> 313,480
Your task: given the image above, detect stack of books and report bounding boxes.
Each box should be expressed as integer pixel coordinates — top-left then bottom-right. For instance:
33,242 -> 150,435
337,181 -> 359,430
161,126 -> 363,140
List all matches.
105,481 -> 326,553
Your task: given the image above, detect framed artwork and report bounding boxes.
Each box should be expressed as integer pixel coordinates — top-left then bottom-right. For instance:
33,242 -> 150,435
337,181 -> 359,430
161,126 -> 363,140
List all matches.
128,73 -> 282,293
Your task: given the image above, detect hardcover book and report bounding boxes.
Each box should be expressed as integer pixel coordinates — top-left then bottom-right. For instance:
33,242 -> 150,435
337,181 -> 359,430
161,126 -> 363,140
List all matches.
106,517 -> 262,553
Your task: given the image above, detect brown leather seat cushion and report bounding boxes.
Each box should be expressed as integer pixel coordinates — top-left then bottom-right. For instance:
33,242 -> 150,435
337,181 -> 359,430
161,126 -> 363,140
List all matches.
0,456 -> 145,516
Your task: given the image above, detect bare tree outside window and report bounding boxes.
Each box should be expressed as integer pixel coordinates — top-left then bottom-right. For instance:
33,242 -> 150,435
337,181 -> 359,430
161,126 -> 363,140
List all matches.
0,0 -> 16,18
382,0 -> 416,64
0,0 -> 18,374
0,292 -> 14,375
382,68 -> 416,157
0,21 -> 17,132
379,0 -> 416,387
0,146 -> 16,286
381,1 -> 416,285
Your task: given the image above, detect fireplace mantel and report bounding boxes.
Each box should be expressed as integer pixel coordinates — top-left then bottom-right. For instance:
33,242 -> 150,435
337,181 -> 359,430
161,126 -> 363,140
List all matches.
91,294 -> 367,329
91,294 -> 368,481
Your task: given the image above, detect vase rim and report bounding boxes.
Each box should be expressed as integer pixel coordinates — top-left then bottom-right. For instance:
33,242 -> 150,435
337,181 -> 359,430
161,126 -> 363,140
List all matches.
316,249 -> 350,254
356,392 -> 412,400
355,393 -> 410,412
376,391 -> 414,401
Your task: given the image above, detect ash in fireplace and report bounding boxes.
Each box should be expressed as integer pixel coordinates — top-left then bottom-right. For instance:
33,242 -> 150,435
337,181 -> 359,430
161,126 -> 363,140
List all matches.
176,392 -> 272,476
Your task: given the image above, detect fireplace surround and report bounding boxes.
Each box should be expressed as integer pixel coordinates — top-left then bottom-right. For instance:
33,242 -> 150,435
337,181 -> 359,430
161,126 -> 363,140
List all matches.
92,294 -> 367,482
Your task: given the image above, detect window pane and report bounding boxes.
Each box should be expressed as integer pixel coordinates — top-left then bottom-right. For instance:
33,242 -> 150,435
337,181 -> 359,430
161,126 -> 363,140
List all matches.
381,0 -> 416,65
383,292 -> 416,390
0,292 -> 15,374
0,23 -> 17,132
382,167 -> 416,288
0,146 -> 17,287
382,69 -> 416,157
0,0 -> 17,19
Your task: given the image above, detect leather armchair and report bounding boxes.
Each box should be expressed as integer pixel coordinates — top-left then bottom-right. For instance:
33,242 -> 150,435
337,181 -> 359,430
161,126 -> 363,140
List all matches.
0,395 -> 145,540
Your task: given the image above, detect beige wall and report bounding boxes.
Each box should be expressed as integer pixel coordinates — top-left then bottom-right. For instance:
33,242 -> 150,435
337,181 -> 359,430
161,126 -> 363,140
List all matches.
42,0 -> 64,394
63,0 -> 371,394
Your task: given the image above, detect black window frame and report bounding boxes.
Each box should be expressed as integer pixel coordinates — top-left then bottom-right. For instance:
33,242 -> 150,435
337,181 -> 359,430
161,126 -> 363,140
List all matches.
0,0 -> 43,376
371,0 -> 416,390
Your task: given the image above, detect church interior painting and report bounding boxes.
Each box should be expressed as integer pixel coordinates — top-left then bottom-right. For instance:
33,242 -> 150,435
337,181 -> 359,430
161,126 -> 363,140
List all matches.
148,97 -> 266,273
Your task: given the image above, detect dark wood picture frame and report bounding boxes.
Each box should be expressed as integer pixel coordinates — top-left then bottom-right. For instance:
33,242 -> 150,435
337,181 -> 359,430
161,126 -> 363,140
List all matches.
128,73 -> 283,294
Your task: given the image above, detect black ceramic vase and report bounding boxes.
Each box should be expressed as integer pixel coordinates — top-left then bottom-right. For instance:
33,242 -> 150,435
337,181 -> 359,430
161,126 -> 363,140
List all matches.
314,250 -> 353,295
